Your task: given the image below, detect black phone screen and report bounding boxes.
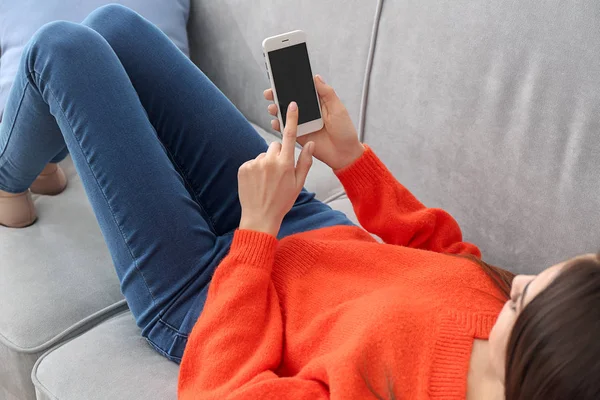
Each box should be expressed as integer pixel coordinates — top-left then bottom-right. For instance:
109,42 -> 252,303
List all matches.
268,43 -> 321,126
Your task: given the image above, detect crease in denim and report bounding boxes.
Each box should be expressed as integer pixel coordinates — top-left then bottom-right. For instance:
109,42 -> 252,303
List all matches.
157,135 -> 219,235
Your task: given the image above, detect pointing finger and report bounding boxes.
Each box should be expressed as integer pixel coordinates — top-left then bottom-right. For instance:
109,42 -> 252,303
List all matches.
281,102 -> 298,162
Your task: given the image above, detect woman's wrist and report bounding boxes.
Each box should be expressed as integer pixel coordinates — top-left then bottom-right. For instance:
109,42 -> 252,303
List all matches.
334,143 -> 365,171
239,215 -> 280,237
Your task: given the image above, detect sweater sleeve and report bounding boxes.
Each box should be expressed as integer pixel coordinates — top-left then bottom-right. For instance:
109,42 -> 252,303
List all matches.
334,145 -> 480,256
178,229 -> 329,400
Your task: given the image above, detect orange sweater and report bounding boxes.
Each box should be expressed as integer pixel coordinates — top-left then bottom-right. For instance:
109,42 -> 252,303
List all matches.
178,145 -> 505,399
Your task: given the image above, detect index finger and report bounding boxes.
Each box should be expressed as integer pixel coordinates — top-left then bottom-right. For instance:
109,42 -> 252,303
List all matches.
281,101 -> 298,161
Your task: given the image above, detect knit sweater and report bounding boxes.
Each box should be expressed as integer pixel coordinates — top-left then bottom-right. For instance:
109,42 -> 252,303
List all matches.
178,145 -> 506,399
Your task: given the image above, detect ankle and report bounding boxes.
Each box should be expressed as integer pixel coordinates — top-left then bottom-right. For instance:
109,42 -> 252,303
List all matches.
39,163 -> 59,176
30,163 -> 67,196
0,188 -> 28,197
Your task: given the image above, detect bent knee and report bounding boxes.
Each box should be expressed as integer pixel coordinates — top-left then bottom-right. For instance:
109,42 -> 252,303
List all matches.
85,3 -> 144,29
29,21 -> 100,59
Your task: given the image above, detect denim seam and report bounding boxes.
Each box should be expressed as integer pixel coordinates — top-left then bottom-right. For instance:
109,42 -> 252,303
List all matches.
0,81 -> 30,189
28,70 -> 157,304
159,140 -> 218,234
158,318 -> 189,338
0,157 -> 37,192
145,336 -> 183,363
0,81 -> 28,161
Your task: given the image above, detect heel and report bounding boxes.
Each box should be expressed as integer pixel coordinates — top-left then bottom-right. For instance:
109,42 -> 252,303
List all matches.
0,190 -> 37,228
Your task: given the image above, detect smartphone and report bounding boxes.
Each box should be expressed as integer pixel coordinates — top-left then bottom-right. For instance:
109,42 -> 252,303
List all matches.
262,30 -> 323,136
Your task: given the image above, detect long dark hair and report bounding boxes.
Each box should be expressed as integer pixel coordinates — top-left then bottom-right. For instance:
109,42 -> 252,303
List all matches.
504,254 -> 600,399
456,253 -> 515,299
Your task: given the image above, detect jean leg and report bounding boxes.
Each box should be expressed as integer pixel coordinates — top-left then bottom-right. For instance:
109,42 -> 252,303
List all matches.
49,147 -> 69,164
0,21 -> 230,361
83,5 -> 355,241
0,63 -> 67,192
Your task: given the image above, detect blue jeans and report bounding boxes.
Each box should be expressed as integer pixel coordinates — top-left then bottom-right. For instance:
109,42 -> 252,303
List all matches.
0,4 -> 353,363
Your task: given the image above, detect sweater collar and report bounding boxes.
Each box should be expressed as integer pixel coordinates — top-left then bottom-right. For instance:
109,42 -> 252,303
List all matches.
429,310 -> 498,399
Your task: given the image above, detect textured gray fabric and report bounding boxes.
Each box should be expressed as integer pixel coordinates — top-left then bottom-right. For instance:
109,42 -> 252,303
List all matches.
187,0 -> 378,138
0,345 -> 45,400
362,0 -> 600,274
0,157 -> 127,399
357,0 -> 384,142
33,312 -> 179,400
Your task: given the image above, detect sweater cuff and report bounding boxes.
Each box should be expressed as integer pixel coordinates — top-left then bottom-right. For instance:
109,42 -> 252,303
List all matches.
334,144 -> 390,193
229,229 -> 279,266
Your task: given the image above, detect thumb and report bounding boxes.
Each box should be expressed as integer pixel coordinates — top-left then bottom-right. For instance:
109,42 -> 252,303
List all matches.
295,141 -> 314,188
314,75 -> 338,106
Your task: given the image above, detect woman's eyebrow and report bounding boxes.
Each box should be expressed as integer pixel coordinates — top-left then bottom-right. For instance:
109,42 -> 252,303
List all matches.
520,280 -> 533,311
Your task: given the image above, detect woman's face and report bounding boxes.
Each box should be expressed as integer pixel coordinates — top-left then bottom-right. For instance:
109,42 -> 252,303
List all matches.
488,254 -> 596,381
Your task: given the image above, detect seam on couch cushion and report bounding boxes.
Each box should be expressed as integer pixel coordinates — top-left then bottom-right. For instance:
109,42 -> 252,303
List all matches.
0,299 -> 128,354
322,190 -> 347,205
357,0 -> 385,143
30,310 -> 133,400
319,0 -> 384,204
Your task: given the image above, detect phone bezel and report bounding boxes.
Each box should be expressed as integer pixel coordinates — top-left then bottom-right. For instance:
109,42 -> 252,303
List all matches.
262,30 -> 323,137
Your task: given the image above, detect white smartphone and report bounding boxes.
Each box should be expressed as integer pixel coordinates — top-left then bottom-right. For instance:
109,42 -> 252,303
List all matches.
262,30 -> 323,137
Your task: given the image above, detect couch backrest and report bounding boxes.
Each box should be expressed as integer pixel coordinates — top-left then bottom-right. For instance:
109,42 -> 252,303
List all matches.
187,0 -> 376,137
188,0 -> 600,274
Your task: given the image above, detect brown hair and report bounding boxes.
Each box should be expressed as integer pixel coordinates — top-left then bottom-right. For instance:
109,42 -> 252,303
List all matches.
504,254 -> 600,399
456,254 -> 515,299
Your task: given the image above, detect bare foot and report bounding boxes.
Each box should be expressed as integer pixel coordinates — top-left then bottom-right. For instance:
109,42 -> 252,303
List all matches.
0,189 -> 37,228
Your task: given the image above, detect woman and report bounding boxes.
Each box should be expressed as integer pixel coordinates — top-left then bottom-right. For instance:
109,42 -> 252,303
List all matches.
0,5 -> 598,399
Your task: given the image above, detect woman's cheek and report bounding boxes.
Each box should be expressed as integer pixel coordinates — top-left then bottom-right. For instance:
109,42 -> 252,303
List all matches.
489,302 -> 515,379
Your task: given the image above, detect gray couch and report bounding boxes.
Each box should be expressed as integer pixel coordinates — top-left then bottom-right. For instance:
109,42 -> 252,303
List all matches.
2,0 -> 599,398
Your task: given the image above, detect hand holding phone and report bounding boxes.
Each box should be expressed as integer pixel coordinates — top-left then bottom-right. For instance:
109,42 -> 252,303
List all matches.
263,74 -> 365,171
238,102 -> 315,237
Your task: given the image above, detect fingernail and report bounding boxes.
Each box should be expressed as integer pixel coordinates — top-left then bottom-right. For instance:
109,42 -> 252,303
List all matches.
316,75 -> 325,83
308,142 -> 315,154
289,101 -> 297,111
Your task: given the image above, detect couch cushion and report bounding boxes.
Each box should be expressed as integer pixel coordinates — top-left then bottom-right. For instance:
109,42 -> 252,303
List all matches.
0,157 -> 127,400
33,311 -> 179,400
362,0 -> 600,273
0,0 -> 190,119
